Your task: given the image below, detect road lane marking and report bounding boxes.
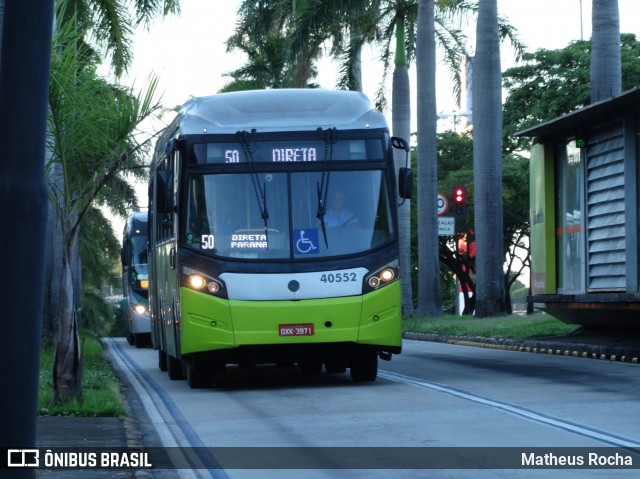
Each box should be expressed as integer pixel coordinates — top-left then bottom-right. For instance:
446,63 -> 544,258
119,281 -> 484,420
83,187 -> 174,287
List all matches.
105,338 -> 230,479
379,370 -> 640,448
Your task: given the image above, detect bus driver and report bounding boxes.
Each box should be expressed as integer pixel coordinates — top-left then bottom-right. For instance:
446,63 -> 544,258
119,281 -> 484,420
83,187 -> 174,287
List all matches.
324,190 -> 359,228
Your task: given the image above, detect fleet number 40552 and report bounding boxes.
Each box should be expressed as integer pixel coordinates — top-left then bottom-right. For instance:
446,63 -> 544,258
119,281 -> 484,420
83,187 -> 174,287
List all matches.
320,272 -> 357,283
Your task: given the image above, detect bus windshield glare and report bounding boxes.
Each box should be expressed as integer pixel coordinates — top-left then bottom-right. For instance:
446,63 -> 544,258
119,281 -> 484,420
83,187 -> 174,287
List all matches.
128,235 -> 149,292
184,169 -> 395,259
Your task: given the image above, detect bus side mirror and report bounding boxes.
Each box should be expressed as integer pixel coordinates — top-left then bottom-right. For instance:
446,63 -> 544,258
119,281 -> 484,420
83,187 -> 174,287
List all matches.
391,136 -> 412,200
156,170 -> 174,214
391,136 -> 409,153
398,167 -> 413,200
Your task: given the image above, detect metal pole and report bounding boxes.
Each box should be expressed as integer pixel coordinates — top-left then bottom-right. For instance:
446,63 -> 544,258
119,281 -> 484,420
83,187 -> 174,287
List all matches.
580,0 -> 584,40
0,0 -> 55,476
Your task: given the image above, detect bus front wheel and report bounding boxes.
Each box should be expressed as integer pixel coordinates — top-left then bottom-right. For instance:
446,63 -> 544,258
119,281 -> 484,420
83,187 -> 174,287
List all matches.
158,349 -> 167,371
187,365 -> 211,389
350,350 -> 378,382
167,354 -> 184,380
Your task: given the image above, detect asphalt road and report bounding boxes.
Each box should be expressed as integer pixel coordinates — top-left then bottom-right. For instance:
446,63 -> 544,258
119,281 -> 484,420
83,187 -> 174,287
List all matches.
104,337 -> 640,479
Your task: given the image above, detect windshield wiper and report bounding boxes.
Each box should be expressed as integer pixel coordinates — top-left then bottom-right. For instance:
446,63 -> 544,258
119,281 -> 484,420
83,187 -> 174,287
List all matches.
316,127 -> 337,248
237,130 -> 269,234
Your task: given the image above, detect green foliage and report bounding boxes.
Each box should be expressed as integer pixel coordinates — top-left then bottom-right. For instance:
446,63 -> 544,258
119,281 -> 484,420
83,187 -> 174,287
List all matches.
48,8 -> 160,337
437,130 -> 474,219
80,286 -> 118,336
110,303 -> 129,338
39,331 -> 126,417
227,0 -> 523,101
80,207 -> 121,291
434,130 -> 528,242
222,33 -> 319,91
225,0 -> 325,89
56,0 -> 180,77
503,33 -> 640,152
48,16 -> 160,216
408,131 -> 529,314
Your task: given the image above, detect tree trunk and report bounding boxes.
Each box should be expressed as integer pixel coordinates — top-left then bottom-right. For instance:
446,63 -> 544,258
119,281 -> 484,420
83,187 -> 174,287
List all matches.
50,241 -> 83,405
472,0 -> 506,317
590,0 -> 621,102
350,22 -> 363,92
393,66 -> 414,316
42,202 -> 62,338
392,14 -> 414,316
416,0 -> 443,317
43,154 -> 65,339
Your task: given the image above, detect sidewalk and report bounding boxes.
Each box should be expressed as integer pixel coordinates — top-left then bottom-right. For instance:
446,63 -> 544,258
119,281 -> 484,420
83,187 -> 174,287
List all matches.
403,326 -> 640,363
36,416 -> 146,479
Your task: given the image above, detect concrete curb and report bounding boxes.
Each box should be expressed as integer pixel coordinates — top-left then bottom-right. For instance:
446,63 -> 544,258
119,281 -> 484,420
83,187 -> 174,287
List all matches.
102,339 -> 155,479
403,332 -> 640,364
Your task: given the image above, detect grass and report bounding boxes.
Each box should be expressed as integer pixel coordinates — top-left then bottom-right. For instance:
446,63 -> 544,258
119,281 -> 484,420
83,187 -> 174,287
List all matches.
403,312 -> 577,339
38,331 -> 126,417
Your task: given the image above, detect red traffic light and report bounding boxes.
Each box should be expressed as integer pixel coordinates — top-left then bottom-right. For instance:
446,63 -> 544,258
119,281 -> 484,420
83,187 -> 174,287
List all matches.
453,186 -> 465,204
452,186 -> 466,215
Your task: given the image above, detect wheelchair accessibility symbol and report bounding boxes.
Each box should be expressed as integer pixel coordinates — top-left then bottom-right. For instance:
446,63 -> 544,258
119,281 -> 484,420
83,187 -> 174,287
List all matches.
294,229 -> 319,254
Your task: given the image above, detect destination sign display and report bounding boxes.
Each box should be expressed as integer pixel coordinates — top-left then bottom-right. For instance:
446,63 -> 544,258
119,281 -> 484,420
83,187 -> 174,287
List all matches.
190,139 -> 383,165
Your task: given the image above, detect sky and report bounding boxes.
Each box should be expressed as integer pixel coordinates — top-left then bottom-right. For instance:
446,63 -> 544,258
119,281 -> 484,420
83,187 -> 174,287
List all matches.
109,0 -> 640,211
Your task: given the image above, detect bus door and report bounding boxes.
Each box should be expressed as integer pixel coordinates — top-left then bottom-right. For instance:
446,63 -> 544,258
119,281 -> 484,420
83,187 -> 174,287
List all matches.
155,147 -> 181,358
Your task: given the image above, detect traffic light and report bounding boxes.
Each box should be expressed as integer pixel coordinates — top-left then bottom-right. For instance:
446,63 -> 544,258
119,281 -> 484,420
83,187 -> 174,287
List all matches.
453,186 -> 466,215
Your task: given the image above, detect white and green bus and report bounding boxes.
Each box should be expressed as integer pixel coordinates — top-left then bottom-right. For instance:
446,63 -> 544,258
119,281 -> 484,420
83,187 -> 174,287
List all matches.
121,211 -> 150,348
148,89 -> 411,388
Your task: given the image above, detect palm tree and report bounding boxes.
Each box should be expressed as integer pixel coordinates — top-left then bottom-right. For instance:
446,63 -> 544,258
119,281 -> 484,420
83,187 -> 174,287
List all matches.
229,0 -> 337,88
415,0 -> 442,316
58,0 -> 180,76
222,34 -> 294,91
48,31 -> 162,402
46,0 -> 174,403
472,0 -> 506,317
590,0 -> 621,102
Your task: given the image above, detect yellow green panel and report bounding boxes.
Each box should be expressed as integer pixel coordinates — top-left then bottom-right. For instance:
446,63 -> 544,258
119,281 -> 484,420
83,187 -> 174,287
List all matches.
180,287 -> 235,355
358,281 -> 402,347
179,282 -> 402,355
529,142 -> 557,294
230,296 -> 362,345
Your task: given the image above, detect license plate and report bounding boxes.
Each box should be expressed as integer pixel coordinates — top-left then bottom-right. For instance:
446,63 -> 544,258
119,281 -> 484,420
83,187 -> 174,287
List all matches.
279,323 -> 314,336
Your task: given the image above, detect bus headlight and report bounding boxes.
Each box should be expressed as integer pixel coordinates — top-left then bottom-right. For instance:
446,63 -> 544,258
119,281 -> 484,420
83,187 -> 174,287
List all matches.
188,274 -> 207,289
365,261 -> 399,292
379,268 -> 395,282
182,266 -> 226,298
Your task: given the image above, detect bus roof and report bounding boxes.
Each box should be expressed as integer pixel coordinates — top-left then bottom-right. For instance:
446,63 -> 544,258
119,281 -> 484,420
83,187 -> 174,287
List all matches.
169,89 -> 387,136
124,211 -> 147,238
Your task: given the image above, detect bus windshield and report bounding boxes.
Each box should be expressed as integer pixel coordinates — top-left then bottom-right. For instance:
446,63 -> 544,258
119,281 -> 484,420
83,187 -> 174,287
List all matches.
184,169 -> 395,260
